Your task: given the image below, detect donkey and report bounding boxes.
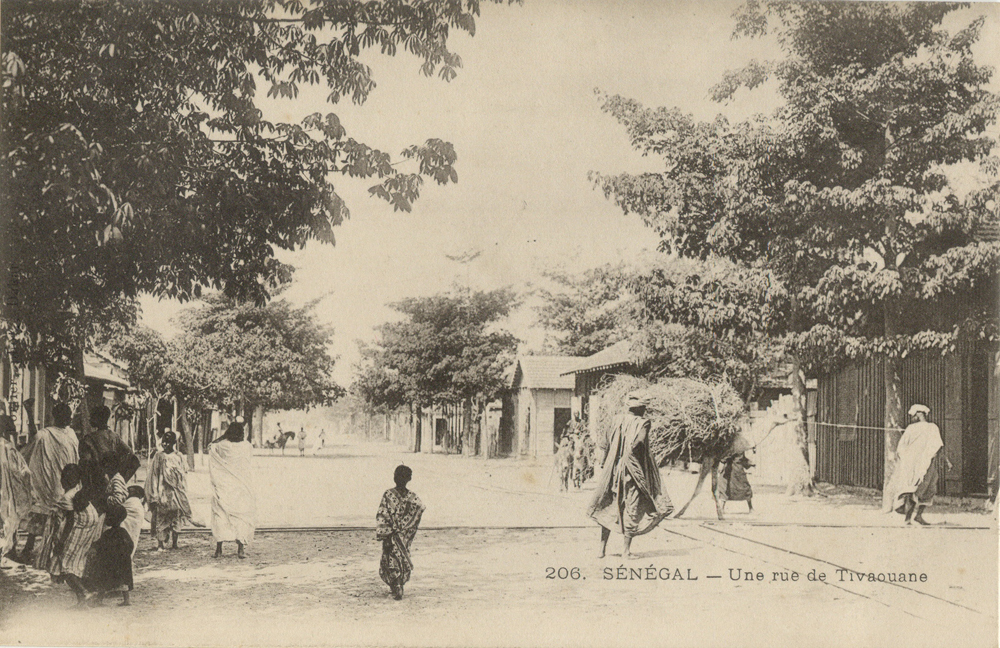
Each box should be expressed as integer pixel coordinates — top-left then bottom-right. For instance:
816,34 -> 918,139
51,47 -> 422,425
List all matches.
672,415 -> 792,521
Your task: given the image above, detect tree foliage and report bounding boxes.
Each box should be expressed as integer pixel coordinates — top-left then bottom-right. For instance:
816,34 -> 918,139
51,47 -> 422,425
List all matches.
535,263 -> 636,356
594,2 -> 999,369
1,0 -> 511,363
353,287 -> 519,411
173,293 -> 343,413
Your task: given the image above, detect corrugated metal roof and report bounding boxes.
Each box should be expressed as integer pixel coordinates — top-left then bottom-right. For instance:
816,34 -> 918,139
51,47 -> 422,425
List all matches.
511,356 -> 580,390
560,340 -> 635,375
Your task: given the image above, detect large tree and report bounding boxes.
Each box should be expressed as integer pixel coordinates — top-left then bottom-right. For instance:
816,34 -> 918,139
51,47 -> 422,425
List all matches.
172,292 -> 343,445
0,0 -> 509,421
593,2 -> 999,498
353,287 -> 519,455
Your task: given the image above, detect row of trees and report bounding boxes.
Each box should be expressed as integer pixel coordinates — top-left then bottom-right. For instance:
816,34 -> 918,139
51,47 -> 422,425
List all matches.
357,5 -> 998,506
352,287 -> 518,455
110,292 -> 341,468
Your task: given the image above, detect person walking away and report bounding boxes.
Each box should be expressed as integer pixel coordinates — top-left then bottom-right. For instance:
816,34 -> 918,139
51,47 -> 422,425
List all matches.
318,428 -> 326,451
210,422 -> 256,558
886,404 -> 949,525
0,420 -> 31,568
17,402 -> 78,564
147,430 -> 193,550
588,393 -> 673,559
298,427 -> 307,456
376,465 -> 425,600
83,501 -> 134,606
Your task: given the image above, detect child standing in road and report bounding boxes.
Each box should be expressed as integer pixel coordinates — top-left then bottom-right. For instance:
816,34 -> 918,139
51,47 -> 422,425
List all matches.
376,465 -> 426,600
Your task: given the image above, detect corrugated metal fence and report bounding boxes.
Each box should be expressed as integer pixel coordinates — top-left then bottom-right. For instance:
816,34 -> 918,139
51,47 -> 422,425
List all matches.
816,355 -> 946,489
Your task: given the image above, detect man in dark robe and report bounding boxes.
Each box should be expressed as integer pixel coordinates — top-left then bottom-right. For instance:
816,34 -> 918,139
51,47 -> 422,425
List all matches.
78,405 -> 132,499
588,393 -> 673,558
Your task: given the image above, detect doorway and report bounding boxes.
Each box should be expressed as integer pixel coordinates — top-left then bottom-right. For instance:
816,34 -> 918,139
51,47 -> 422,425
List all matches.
553,407 -> 572,452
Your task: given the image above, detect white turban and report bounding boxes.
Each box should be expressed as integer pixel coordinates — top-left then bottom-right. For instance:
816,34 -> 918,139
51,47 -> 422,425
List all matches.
908,404 -> 930,417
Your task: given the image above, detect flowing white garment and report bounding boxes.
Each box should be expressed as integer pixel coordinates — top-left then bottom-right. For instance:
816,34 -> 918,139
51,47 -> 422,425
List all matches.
209,440 -> 256,544
884,421 -> 943,512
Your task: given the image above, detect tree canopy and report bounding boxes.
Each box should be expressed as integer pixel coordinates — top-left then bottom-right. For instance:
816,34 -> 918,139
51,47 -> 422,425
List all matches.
172,292 -> 343,413
1,0 -> 511,365
354,287 -> 519,412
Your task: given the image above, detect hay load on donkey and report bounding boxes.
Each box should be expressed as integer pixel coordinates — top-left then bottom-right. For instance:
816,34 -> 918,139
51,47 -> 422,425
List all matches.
592,375 -> 745,467
593,375 -> 756,520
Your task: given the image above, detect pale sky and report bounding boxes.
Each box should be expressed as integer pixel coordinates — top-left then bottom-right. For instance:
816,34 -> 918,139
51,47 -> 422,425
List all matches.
139,0 -> 1000,385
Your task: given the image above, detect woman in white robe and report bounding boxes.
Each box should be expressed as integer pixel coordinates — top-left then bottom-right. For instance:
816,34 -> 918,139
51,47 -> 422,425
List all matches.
209,422 -> 256,558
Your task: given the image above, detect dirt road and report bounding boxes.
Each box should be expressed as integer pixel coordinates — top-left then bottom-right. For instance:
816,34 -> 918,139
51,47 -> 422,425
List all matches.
1,435 -> 995,647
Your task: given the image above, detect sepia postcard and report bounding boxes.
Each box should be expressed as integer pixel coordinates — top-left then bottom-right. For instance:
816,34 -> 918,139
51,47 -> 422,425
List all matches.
1,1 -> 998,647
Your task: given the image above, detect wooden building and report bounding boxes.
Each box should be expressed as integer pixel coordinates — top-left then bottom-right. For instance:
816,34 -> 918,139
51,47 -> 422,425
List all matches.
500,355 -> 579,458
560,340 -> 639,439
815,349 -> 999,496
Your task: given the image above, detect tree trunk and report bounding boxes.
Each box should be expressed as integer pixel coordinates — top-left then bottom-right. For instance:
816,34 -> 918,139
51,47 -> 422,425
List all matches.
252,405 -> 264,448
463,397 -> 474,457
177,397 -> 196,470
881,170 -> 905,511
786,354 -> 814,495
72,347 -> 93,437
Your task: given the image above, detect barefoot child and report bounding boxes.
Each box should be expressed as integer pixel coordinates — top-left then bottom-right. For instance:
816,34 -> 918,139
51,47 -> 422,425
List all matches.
84,502 -> 134,606
376,465 -> 425,600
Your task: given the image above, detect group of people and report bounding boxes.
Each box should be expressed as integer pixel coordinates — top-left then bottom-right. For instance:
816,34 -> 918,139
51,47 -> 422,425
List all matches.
554,415 -> 596,492
266,423 -> 327,456
586,393 -> 946,558
2,402 -> 144,605
0,400 -> 258,606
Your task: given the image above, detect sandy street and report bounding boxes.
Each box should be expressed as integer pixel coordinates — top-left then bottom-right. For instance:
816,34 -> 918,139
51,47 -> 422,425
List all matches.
1,435 -> 996,648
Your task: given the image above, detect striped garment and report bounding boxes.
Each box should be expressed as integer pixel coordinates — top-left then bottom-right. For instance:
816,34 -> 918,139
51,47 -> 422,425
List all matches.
54,503 -> 102,579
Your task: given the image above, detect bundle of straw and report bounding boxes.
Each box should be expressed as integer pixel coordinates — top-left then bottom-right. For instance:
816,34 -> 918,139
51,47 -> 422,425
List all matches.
593,375 -> 745,466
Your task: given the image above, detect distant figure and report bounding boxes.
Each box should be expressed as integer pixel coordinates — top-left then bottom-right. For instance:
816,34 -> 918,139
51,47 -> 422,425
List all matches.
588,393 -> 673,559
210,423 -> 256,559
376,465 -> 425,600
318,428 -> 327,451
555,436 -> 573,491
83,501 -> 133,606
147,430 -> 193,551
298,427 -> 307,456
887,404 -> 948,525
19,402 -> 78,564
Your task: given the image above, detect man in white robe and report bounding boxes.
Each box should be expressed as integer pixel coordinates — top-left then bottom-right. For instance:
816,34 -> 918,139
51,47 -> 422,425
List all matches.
887,404 -> 948,525
210,421 -> 256,558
